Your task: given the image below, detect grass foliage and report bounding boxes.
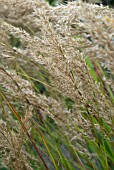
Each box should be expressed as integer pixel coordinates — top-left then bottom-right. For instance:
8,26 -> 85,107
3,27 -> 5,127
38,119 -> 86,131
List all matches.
0,0 -> 114,169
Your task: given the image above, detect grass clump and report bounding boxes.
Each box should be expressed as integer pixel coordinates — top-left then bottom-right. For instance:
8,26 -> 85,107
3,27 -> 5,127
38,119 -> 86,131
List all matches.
0,0 -> 114,169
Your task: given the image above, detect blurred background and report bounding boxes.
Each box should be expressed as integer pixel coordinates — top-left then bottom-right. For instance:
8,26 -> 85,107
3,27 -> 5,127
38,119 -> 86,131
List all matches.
46,0 -> 114,7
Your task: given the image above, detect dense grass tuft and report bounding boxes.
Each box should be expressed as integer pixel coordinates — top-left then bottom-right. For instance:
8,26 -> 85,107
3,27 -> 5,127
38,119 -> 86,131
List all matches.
0,0 -> 114,169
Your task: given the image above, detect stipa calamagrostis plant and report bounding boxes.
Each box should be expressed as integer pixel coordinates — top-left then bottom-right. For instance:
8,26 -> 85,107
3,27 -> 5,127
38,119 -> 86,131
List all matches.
0,0 -> 114,169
